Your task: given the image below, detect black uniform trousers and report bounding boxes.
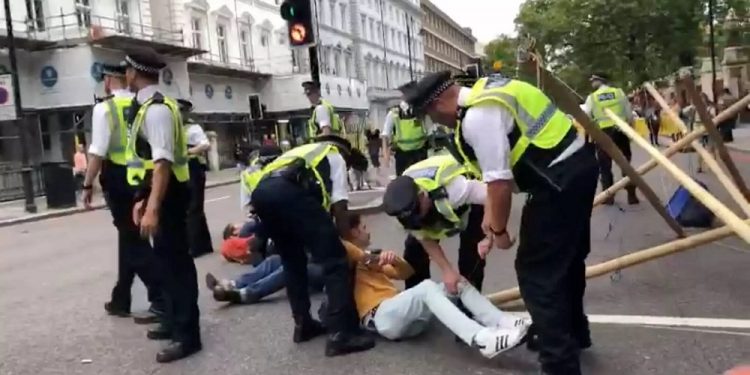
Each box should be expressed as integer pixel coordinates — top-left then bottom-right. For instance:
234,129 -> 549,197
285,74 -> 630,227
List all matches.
252,176 -> 360,334
150,175 -> 201,346
516,147 -> 598,375
403,205 -> 486,291
187,158 -> 213,256
595,127 -> 632,190
394,147 -> 428,176
100,161 -> 163,312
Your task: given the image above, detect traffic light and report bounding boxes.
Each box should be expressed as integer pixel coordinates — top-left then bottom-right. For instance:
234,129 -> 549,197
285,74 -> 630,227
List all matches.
280,0 -> 316,47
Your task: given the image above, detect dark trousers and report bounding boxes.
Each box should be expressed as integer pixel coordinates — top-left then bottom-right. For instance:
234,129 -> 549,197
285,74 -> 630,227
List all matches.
516,149 -> 598,375
394,147 -> 428,176
596,127 -> 632,190
100,162 -> 163,312
187,159 -> 213,255
252,176 -> 359,334
151,176 -> 201,346
647,117 -> 661,146
403,205 -> 486,291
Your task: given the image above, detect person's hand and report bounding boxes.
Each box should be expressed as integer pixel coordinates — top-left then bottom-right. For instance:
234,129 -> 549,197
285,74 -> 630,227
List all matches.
493,232 -> 516,250
82,188 -> 94,210
378,250 -> 397,266
478,236 -> 493,259
481,211 -> 493,237
382,153 -> 390,168
132,199 -> 146,226
139,206 -> 159,239
443,268 -> 462,295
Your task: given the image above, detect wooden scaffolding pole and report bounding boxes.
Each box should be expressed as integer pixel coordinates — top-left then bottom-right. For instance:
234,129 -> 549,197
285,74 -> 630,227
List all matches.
517,56 -> 684,237
643,83 -> 750,217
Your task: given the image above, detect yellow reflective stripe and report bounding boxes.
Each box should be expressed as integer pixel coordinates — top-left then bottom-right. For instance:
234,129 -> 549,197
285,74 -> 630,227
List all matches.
105,100 -> 126,153
434,198 -> 460,223
471,90 -> 557,139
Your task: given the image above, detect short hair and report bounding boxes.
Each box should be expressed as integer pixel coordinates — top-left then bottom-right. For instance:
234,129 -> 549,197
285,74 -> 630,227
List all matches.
223,223 -> 235,240
348,213 -> 362,231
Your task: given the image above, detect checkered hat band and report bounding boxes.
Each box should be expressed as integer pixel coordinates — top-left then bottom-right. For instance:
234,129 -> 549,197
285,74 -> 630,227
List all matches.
422,80 -> 453,107
125,55 -> 162,74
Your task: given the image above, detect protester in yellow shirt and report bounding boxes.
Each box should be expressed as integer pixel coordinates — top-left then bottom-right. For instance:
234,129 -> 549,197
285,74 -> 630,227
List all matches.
341,214 -> 531,359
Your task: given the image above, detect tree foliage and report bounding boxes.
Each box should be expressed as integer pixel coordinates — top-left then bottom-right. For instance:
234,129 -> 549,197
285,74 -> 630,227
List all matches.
481,35 -> 519,76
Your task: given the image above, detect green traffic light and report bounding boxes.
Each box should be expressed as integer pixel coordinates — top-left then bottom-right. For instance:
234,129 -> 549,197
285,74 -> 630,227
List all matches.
280,2 -> 296,20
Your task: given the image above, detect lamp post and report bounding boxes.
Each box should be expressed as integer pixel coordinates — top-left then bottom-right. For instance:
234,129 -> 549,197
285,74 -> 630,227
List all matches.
708,0 -> 718,102
4,0 -> 37,213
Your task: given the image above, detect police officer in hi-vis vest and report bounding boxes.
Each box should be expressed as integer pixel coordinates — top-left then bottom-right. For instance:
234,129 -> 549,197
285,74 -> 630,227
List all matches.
81,63 -> 164,323
178,99 -> 214,258
124,49 -> 201,363
402,71 -> 599,375
382,81 -> 429,176
583,73 -> 639,205
250,135 -> 375,357
303,81 -> 343,139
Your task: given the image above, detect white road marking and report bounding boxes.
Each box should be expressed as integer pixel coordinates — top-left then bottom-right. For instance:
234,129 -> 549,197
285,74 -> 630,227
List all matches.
205,195 -> 230,204
515,312 -> 750,330
643,325 -> 750,337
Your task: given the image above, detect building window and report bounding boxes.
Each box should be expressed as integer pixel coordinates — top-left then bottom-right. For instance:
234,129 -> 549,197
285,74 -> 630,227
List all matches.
278,32 -> 286,45
333,49 -> 341,76
240,29 -> 251,65
74,0 -> 91,27
261,30 -> 270,47
369,19 -> 375,42
360,15 -> 367,39
25,0 -> 45,31
329,1 -> 336,27
340,3 -> 347,31
345,52 -> 352,78
191,18 -> 202,49
376,23 -> 381,44
217,24 -> 228,63
116,0 -> 131,34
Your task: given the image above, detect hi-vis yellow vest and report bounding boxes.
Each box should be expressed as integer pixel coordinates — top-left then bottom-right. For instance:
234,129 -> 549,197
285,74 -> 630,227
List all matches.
259,142 -> 339,210
126,95 -> 190,186
404,155 -> 472,240
391,108 -> 427,151
453,76 -> 573,180
103,96 -> 133,166
590,86 -> 627,129
241,157 -> 264,195
308,99 -> 343,139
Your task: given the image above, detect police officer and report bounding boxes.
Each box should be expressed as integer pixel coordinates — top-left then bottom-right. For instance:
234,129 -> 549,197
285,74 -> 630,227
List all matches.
382,82 -> 429,176
178,99 -> 214,258
303,81 -> 343,139
124,49 -> 201,363
81,63 -> 164,322
240,144 -> 283,214
382,154 -> 486,295
402,71 -> 599,375
583,73 -> 639,205
250,135 -> 374,357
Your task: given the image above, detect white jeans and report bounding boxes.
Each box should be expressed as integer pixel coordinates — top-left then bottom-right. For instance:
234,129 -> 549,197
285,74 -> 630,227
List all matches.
371,279 -> 509,345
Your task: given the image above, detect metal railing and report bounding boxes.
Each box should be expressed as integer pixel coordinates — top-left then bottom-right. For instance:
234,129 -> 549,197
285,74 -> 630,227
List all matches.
189,53 -> 257,72
0,164 -> 44,202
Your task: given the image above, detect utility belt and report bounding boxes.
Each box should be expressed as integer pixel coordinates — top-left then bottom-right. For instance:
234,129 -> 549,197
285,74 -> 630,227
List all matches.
520,141 -> 596,196
361,304 -> 379,333
264,163 -> 324,204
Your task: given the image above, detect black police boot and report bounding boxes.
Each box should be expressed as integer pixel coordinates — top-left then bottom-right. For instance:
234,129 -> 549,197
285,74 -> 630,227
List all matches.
155,341 -> 202,363
293,316 -> 326,343
325,331 -> 376,357
133,305 -> 164,325
626,186 -> 640,205
147,325 -> 172,341
104,301 -> 130,317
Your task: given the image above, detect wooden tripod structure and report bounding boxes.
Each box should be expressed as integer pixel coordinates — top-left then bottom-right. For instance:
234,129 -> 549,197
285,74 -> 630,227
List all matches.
488,45 -> 750,306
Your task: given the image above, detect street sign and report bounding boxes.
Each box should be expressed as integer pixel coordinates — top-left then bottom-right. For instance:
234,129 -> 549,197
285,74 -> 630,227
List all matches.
0,74 -> 16,121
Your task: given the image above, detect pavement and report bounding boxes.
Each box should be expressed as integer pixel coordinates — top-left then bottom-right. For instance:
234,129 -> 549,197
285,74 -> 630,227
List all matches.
1,148 -> 750,374
726,125 -> 750,154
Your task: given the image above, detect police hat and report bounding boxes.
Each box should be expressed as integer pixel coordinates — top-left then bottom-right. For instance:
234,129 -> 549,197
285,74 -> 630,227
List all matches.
589,73 -> 609,83
124,48 -> 167,74
257,144 -> 283,165
383,176 -> 419,218
302,80 -> 321,95
397,80 -> 417,93
177,99 -> 194,112
402,70 -> 454,112
102,62 -> 127,77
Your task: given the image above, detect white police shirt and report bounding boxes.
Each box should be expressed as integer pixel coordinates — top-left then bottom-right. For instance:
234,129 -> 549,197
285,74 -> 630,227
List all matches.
412,175 -> 486,241
185,122 -> 209,147
88,89 -> 135,158
135,85 -> 177,163
313,103 -> 331,131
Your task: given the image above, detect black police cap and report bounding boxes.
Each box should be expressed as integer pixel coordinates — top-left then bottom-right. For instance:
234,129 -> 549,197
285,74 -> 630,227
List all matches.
383,176 -> 419,217
258,144 -> 282,158
302,80 -> 321,94
124,48 -> 167,74
397,80 -> 417,93
102,62 -> 127,77
177,99 -> 194,112
402,70 -> 453,112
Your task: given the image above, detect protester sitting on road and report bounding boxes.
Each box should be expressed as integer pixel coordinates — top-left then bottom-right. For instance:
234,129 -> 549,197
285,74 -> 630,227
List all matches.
205,254 -> 323,304
220,220 -> 272,265
342,213 -> 531,359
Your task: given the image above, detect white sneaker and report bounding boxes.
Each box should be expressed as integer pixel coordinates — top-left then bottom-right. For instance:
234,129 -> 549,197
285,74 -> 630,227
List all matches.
497,313 -> 532,330
473,325 -> 529,359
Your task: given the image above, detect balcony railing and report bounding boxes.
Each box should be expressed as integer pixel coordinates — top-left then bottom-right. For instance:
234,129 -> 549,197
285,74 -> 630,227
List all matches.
189,53 -> 256,72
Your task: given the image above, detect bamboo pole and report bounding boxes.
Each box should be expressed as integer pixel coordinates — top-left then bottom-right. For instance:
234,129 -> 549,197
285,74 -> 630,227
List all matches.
644,83 -> 750,217
681,75 -> 750,200
518,58 -> 684,237
594,94 -> 750,206
606,108 -> 750,243
488,220 -> 749,305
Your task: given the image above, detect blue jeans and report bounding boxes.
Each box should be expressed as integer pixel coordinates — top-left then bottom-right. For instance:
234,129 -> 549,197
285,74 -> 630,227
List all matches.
234,255 -> 324,300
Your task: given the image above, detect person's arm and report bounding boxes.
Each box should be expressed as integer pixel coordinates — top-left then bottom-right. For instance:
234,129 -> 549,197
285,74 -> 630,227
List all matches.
381,112 -> 395,163
444,175 -> 487,206
328,153 -> 350,237
139,104 -> 176,237
621,90 -> 635,124
188,125 -> 210,155
82,102 -> 112,208
378,251 -> 414,280
583,94 -> 594,117
419,237 -> 461,294
315,105 -> 331,135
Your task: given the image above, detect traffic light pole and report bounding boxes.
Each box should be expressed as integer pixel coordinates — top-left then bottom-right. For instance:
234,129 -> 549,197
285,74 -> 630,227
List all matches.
4,0 -> 37,213
308,45 -> 320,86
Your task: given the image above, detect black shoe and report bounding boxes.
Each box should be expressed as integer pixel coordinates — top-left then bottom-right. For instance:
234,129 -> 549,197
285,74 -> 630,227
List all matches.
324,331 -> 376,357
147,325 -> 172,341
133,306 -> 164,325
577,336 -> 593,350
155,341 -> 202,363
293,319 -> 326,343
627,189 -> 640,205
526,334 -> 592,351
212,288 -> 243,304
104,302 -> 130,317
205,273 -> 219,290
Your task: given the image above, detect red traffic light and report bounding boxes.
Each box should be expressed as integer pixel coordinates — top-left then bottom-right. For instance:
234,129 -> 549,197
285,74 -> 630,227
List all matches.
290,23 -> 308,44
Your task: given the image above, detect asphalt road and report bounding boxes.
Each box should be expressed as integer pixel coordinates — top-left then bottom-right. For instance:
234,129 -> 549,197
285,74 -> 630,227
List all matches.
2,149 -> 750,375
